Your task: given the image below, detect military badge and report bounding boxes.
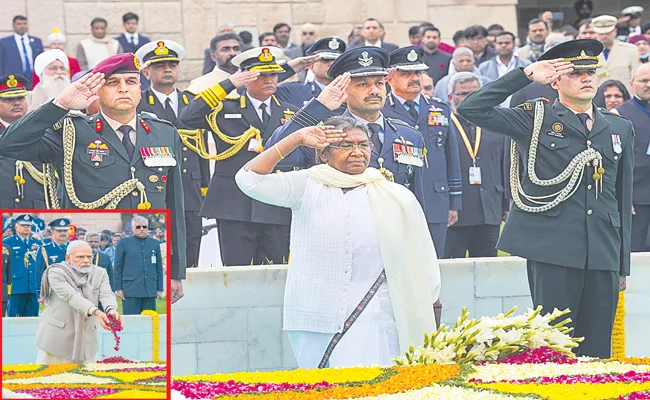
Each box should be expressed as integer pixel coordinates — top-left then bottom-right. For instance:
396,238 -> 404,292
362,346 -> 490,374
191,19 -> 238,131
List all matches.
612,134 -> 623,154
140,147 -> 177,167
132,53 -> 141,70
258,48 -> 273,63
328,38 -> 340,50
436,131 -> 445,148
95,118 -> 103,133
87,139 -> 110,162
552,122 -> 563,133
149,175 -> 159,183
154,41 -> 169,56
149,95 -> 155,105
358,51 -> 373,67
406,50 -> 418,62
156,185 -> 164,192
140,119 -> 152,133
6,75 -> 17,88
393,136 -> 424,167
182,94 -> 189,105
518,102 -> 533,111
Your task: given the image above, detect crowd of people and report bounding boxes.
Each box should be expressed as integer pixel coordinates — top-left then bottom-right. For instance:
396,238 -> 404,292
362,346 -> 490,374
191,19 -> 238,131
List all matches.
0,0 -> 644,365
1,213 -> 166,318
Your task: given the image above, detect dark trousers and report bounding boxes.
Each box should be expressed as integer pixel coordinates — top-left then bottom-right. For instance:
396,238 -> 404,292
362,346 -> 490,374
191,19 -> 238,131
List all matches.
217,219 -> 290,266
122,297 -> 156,315
527,260 -> 618,358
2,301 -> 6,317
186,210 -> 202,268
7,293 -> 39,317
428,223 -> 448,257
443,224 -> 500,258
632,204 -> 650,252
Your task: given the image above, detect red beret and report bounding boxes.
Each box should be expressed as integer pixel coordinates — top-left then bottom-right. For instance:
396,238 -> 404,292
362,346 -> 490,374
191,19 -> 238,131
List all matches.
92,53 -> 141,76
628,34 -> 650,45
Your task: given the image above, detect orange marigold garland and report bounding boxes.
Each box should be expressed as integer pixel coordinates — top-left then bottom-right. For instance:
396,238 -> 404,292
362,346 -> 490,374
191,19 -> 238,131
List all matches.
612,290 -> 626,359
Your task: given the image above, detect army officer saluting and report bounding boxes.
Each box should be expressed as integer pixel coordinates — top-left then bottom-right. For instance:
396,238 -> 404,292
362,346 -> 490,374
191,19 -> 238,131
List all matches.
0,53 -> 187,303
457,39 -> 633,358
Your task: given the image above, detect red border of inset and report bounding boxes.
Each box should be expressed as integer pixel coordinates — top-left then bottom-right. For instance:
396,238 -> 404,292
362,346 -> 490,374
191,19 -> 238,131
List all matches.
0,208 -> 172,400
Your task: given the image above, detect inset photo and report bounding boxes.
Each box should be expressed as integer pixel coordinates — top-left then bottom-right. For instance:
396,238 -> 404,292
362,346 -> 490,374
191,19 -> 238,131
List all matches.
2,210 -> 169,399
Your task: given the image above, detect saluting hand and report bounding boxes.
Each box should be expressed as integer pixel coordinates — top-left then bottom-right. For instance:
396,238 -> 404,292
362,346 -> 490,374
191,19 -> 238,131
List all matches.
229,70 -> 261,89
286,54 -> 322,72
298,125 -> 346,149
523,58 -> 574,85
55,72 -> 105,111
317,73 -> 350,111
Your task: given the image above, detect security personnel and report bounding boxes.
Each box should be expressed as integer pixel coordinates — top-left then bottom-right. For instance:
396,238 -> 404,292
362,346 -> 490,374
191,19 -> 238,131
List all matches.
31,213 -> 46,233
3,214 -> 43,317
2,243 -> 11,316
136,40 -> 210,269
177,47 -> 298,266
457,39 -> 633,358
0,75 -> 50,209
0,53 -> 187,303
443,72 -> 507,258
266,46 -> 426,204
275,37 -> 346,114
384,46 -> 462,254
114,216 -> 163,315
34,218 -> 70,297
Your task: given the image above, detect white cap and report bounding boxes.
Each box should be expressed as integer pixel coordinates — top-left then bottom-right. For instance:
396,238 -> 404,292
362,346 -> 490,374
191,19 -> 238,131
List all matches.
592,15 -> 618,34
135,40 -> 185,65
622,6 -> 644,16
34,49 -> 69,78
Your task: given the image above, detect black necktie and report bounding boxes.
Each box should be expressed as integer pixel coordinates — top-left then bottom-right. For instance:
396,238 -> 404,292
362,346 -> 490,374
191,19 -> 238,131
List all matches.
164,97 -> 176,122
404,100 -> 419,121
118,125 -> 135,159
259,103 -> 270,127
577,113 -> 591,133
368,123 -> 383,153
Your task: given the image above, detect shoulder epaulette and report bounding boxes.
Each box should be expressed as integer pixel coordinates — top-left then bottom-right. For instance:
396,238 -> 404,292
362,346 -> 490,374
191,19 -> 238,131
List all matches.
140,111 -> 174,125
67,110 -> 87,118
424,94 -> 444,103
386,117 -> 417,131
224,93 -> 241,101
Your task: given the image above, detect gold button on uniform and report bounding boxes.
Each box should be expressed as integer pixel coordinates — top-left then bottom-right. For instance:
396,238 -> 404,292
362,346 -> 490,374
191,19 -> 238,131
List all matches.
158,167 -> 163,172
550,143 -> 556,148
587,140 -> 592,145
587,184 -> 592,190
614,155 -> 619,160
183,157 -> 188,162
182,146 -> 188,151
132,192 -> 138,197
94,162 -> 100,167
14,198 -> 20,203
182,168 -> 187,173
587,209 -> 593,215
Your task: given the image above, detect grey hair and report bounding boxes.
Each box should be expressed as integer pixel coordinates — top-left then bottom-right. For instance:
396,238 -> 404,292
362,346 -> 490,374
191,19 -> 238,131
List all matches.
131,216 -> 149,227
316,117 -> 370,165
452,47 -> 474,61
66,240 -> 91,255
448,71 -> 482,94
544,36 -> 571,52
85,231 -> 99,240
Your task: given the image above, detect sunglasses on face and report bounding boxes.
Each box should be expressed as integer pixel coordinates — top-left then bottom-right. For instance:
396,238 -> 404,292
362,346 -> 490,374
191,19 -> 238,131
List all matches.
302,31 -> 315,35
135,225 -> 148,229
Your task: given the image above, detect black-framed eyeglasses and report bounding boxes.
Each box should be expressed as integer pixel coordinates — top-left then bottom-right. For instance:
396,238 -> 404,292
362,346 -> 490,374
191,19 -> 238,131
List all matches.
329,142 -> 373,152
302,31 -> 315,35
135,225 -> 148,229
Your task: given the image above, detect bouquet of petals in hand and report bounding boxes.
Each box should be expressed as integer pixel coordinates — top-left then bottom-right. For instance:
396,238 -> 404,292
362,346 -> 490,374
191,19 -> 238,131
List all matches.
395,306 -> 583,366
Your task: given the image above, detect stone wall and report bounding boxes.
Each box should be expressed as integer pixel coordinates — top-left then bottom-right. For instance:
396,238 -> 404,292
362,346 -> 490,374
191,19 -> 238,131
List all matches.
170,254 -> 650,375
2,314 -> 167,364
0,0 -> 518,86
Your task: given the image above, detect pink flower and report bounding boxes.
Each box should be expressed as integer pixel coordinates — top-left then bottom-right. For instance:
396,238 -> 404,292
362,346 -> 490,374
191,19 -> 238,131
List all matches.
171,381 -> 334,399
17,388 -> 119,398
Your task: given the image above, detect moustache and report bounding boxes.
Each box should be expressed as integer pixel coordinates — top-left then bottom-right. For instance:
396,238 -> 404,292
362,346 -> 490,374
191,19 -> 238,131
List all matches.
364,95 -> 383,102
10,105 -> 24,112
408,81 -> 421,87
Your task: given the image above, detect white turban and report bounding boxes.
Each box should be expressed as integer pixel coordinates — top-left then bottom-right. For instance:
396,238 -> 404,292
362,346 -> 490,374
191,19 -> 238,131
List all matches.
47,27 -> 66,46
34,49 -> 69,78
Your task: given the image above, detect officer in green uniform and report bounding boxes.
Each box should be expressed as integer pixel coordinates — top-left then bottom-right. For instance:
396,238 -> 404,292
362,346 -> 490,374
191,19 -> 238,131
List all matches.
457,39 -> 633,358
0,53 -> 187,303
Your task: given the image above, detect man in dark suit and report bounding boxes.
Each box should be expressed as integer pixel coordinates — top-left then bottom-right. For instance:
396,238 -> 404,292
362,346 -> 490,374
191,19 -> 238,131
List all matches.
348,18 -> 398,52
444,72 -> 506,258
85,231 -> 114,290
0,75 -> 49,209
0,16 -> 44,89
420,26 -> 452,86
457,39 -> 633,358
615,62 -> 650,251
384,46 -> 462,255
116,12 -> 150,54
137,39 -> 210,269
177,47 -> 298,266
114,216 -> 163,315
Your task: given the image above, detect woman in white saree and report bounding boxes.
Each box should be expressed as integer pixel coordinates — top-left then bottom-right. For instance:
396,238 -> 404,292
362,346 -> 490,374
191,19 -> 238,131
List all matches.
235,116 -> 440,368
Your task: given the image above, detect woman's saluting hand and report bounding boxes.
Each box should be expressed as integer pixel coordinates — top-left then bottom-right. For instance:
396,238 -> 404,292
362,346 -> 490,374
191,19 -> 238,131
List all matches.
298,125 -> 347,149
